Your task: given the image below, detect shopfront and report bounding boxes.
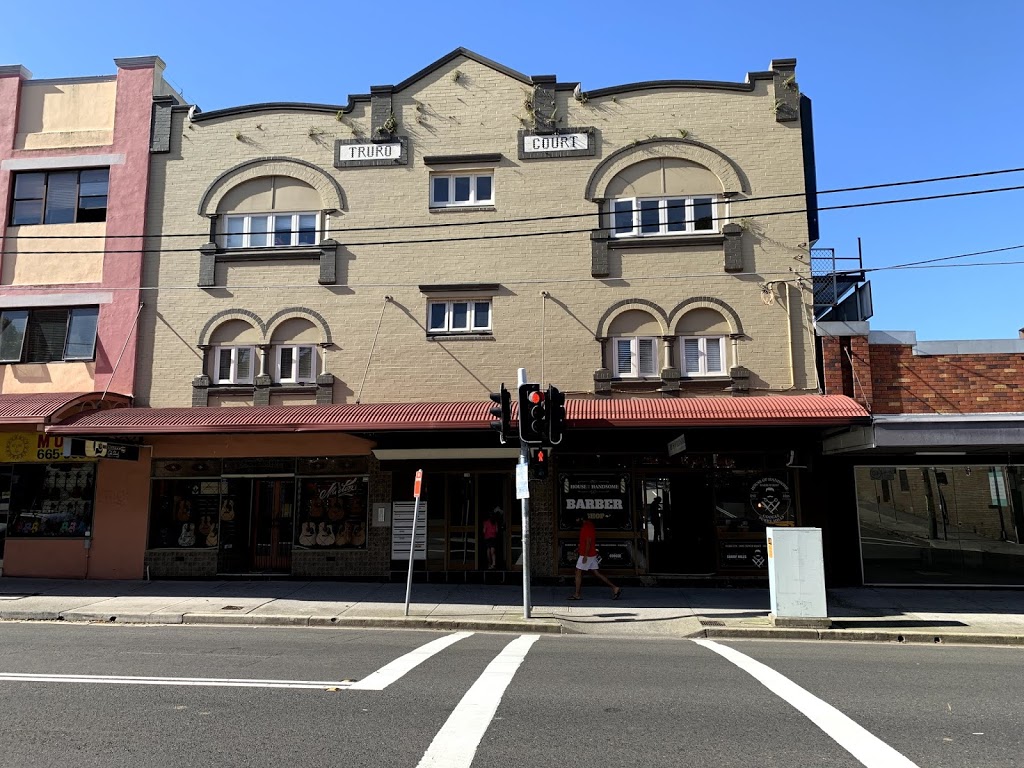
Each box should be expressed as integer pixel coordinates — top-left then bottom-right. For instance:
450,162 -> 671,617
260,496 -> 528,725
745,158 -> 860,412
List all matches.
554,449 -> 799,580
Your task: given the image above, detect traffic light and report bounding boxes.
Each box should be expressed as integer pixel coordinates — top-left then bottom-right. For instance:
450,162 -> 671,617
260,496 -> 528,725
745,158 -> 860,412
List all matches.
547,385 -> 566,445
518,383 -> 546,444
488,384 -> 512,444
529,446 -> 549,480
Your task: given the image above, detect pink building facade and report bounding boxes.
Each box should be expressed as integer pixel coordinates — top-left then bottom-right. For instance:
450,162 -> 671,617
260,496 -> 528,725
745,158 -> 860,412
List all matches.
0,57 -> 179,577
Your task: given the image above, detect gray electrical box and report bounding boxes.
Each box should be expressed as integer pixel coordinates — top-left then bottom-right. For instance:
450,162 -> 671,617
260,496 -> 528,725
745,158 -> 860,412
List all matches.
766,527 -> 830,628
372,502 -> 392,528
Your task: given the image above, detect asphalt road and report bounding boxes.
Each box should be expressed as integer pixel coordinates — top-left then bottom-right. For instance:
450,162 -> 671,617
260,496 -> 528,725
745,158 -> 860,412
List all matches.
0,623 -> 1020,767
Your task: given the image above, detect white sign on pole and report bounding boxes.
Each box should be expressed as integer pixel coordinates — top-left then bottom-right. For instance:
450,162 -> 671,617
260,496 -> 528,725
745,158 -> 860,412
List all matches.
515,463 -> 530,500
392,501 -> 427,560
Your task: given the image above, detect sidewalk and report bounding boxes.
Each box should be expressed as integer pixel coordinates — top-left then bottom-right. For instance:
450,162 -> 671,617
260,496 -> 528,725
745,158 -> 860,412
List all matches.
1,578 -> 1024,645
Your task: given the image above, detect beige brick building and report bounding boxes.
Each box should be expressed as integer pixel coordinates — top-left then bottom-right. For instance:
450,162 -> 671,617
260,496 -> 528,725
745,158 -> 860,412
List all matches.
46,50 -> 871,584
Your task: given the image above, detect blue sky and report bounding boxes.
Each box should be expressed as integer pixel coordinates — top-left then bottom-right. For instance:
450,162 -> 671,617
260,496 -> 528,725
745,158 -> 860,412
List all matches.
6,1 -> 1023,340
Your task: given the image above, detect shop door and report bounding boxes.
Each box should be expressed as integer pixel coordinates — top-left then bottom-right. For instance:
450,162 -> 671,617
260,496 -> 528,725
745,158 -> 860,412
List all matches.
641,474 -> 716,574
250,479 -> 295,573
447,474 -> 477,570
0,467 -> 11,565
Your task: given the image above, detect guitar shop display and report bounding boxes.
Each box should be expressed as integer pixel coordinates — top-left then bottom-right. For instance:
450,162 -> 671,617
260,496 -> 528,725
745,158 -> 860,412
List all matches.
149,479 -> 223,549
295,477 -> 369,549
6,463 -> 96,538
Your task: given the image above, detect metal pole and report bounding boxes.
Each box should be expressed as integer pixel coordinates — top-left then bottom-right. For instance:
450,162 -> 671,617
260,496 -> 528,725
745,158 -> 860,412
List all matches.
518,367 -> 532,619
404,469 -> 423,617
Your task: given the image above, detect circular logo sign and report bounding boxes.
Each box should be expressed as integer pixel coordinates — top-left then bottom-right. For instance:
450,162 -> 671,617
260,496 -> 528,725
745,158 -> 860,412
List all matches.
749,477 -> 792,523
3,433 -> 30,462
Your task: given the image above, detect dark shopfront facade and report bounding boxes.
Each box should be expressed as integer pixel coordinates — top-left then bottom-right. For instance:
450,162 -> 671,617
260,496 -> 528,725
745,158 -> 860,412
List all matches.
43,396 -> 868,583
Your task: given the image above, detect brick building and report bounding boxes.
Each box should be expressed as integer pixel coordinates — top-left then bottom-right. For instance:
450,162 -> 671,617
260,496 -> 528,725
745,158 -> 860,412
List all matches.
0,58 -> 181,577
23,49 -> 867,582
818,321 -> 1024,585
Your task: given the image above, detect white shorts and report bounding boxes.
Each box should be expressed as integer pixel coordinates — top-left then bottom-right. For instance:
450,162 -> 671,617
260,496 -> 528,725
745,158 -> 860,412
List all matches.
576,555 -> 601,571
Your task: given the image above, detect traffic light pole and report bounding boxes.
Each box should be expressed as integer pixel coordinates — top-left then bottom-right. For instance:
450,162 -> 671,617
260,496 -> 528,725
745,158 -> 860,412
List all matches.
518,366 -> 532,619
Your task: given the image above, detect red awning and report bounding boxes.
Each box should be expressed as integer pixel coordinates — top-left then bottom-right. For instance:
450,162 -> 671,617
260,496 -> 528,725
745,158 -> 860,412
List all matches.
46,395 -> 868,435
0,392 -> 132,425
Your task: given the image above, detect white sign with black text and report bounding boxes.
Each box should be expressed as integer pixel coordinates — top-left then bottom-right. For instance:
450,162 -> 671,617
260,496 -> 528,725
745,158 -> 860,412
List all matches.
337,142 -> 403,162
521,133 -> 590,153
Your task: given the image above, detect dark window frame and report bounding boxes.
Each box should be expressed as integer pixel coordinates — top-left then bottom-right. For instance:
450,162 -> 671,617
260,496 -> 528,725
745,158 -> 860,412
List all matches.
0,306 -> 99,364
10,168 -> 110,226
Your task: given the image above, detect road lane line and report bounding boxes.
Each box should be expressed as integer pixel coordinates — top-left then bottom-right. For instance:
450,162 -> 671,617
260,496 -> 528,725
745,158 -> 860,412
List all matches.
349,631 -> 474,690
417,634 -> 540,768
692,639 -> 920,768
0,672 -> 355,690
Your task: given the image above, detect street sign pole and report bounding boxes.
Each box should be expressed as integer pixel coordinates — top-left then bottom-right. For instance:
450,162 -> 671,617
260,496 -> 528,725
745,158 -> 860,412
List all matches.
517,367 -> 532,619
404,469 -> 423,617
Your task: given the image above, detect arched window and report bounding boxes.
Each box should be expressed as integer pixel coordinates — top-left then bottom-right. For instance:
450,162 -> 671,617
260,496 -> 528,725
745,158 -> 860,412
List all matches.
209,319 -> 260,384
608,309 -> 662,378
605,158 -> 725,238
218,176 -> 322,249
676,308 -> 729,377
269,318 -> 320,385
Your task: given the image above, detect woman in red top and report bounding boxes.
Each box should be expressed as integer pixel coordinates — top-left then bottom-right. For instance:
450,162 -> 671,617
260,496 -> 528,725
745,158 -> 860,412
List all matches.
570,516 -> 621,600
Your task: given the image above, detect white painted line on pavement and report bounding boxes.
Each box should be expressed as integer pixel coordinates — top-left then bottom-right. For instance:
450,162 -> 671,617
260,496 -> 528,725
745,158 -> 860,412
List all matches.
0,672 -> 355,690
692,638 -> 920,768
416,633 -> 540,768
349,631 -> 474,690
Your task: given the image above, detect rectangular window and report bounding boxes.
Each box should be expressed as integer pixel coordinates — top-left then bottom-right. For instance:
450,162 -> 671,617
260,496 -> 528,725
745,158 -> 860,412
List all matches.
680,336 -> 726,376
10,169 -> 109,225
276,344 -> 317,384
612,336 -> 658,378
214,346 -> 255,384
429,174 -> 494,208
608,195 -> 720,237
426,300 -> 493,334
0,307 -> 99,364
221,212 -> 318,248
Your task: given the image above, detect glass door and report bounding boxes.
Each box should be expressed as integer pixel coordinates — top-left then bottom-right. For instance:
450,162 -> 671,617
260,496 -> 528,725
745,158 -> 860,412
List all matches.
250,479 -> 295,573
641,474 -> 716,574
0,466 -> 11,565
447,474 -> 477,570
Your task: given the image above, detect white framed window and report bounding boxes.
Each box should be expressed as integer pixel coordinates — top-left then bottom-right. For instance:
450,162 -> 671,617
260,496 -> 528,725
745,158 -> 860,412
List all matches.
613,336 -> 658,378
609,195 -> 719,237
275,345 -> 318,384
214,345 -> 256,384
429,174 -> 494,208
427,300 -> 492,334
222,212 -> 318,248
680,336 -> 726,376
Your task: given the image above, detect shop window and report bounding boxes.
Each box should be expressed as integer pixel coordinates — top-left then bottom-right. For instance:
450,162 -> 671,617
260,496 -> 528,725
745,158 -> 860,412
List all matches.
213,345 -> 256,384
612,336 -> 658,378
680,336 -> 726,376
427,299 -> 492,334
10,168 -> 109,225
275,345 -> 317,384
0,307 -> 99,364
6,463 -> 95,537
430,173 -> 493,208
295,476 -> 369,550
149,478 -> 225,549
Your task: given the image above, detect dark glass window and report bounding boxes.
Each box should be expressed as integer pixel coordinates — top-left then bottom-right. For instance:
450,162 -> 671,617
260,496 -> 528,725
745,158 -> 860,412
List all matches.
10,169 -> 109,225
0,307 -> 99,364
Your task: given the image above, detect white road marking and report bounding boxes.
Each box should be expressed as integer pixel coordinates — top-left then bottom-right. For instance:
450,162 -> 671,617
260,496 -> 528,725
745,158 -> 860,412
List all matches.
349,631 -> 474,690
416,634 -> 539,768
693,638 -> 921,768
0,631 -> 474,692
0,672 -> 354,690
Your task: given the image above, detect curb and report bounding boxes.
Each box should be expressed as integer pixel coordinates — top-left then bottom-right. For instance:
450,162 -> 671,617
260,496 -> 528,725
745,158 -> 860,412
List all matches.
0,611 -> 563,635
703,626 -> 1024,647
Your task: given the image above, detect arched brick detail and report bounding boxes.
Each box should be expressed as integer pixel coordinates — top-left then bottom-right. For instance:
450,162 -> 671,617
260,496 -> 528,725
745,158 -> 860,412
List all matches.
585,138 -> 748,201
265,307 -> 334,345
668,297 -> 744,336
595,299 -> 669,338
198,157 -> 346,216
197,309 -> 267,347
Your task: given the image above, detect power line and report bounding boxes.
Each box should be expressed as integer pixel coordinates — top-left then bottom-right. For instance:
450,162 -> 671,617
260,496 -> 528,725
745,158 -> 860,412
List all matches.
8,165 -> 1024,242
5,182 -> 1024,257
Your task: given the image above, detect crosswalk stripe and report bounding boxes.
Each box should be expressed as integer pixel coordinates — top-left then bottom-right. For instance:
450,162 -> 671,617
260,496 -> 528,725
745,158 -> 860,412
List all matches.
416,634 -> 540,768
349,631 -> 474,690
693,639 -> 921,768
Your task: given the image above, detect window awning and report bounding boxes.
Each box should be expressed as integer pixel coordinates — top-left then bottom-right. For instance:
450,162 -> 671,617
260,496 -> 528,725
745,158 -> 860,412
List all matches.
0,392 -> 132,426
823,412 -> 1024,455
45,395 -> 868,436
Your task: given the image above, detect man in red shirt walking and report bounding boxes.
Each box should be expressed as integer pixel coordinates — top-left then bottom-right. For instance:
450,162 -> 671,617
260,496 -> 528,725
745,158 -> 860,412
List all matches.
570,515 -> 622,601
